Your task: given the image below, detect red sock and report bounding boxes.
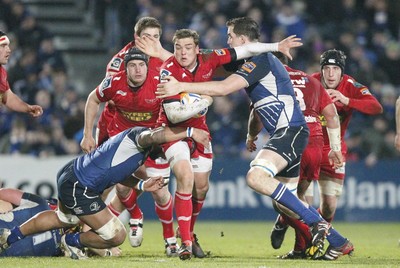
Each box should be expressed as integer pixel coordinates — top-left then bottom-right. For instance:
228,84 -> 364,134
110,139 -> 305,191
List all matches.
282,214 -> 311,250
107,203 -> 121,217
155,194 -> 174,239
175,191 -> 192,243
190,197 -> 205,235
317,208 -> 334,223
120,189 -> 142,219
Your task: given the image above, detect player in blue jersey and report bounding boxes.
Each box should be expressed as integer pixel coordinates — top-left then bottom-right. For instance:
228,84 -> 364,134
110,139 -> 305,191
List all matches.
0,188 -> 62,257
156,17 -> 352,260
0,126 -> 209,259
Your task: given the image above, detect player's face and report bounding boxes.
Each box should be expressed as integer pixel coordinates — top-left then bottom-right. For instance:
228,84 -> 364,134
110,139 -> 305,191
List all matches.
0,36 -> 11,65
321,65 -> 343,89
174,37 -> 199,70
138,27 -> 161,40
227,26 -> 245,48
126,60 -> 148,87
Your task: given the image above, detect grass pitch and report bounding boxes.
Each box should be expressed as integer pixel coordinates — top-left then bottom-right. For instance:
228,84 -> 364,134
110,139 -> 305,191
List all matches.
2,221 -> 399,268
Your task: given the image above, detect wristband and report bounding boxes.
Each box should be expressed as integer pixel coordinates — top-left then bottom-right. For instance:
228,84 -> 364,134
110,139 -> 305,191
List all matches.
186,127 -> 193,138
327,127 -> 341,152
246,133 -> 256,141
137,180 -> 145,191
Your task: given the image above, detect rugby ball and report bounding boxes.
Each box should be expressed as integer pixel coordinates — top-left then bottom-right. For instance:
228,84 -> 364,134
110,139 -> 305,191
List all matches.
179,92 -> 208,118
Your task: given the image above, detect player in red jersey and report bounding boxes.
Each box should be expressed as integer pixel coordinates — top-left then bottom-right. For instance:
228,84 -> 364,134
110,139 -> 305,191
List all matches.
0,31 -> 43,117
80,47 -> 179,256
93,17 -> 177,255
270,52 -> 346,259
156,28 -> 302,260
310,49 -> 382,225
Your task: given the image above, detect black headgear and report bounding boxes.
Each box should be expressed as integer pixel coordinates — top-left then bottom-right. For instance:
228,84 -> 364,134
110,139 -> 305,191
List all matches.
320,49 -> 346,73
124,47 -> 149,67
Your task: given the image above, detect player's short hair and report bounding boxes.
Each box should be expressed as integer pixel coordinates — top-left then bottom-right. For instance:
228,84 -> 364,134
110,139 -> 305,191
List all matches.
124,47 -> 149,66
173,29 -> 200,46
320,49 -> 346,74
134,17 -> 162,37
226,17 -> 260,41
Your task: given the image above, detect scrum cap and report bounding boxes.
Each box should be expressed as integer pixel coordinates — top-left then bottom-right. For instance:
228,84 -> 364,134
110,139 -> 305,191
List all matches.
124,47 -> 149,66
320,49 -> 346,73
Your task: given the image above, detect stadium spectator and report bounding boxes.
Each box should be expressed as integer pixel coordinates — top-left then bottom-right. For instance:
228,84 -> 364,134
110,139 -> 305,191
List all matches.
0,126 -> 209,259
157,16 -> 353,261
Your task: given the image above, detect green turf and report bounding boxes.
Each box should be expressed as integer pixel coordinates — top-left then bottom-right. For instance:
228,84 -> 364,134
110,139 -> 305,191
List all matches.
2,221 -> 399,267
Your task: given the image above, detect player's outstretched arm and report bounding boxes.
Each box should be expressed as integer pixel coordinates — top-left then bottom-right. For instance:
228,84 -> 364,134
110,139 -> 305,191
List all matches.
136,35 -> 173,61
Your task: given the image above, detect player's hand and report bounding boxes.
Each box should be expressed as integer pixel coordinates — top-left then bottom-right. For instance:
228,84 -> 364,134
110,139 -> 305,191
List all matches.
156,76 -> 183,98
395,134 -> 400,151
80,136 -> 96,153
201,95 -> 213,106
246,136 -> 258,152
191,128 -> 210,150
143,176 -> 164,192
328,150 -> 344,169
136,35 -> 162,58
278,35 -> 302,61
27,105 -> 43,117
327,89 -> 350,106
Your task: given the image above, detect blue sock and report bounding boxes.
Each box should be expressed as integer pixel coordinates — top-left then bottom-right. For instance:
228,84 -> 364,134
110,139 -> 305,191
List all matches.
308,206 -> 323,220
327,228 -> 347,247
65,233 -> 83,248
7,226 -> 25,245
271,183 -> 320,226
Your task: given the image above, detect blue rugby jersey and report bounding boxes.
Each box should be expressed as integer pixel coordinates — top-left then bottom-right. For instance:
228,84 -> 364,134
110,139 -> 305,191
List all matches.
0,193 -> 62,257
235,52 -> 306,135
73,127 -> 149,193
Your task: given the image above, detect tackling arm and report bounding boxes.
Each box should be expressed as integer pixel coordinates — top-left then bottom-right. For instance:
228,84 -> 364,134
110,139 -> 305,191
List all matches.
81,90 -> 102,153
156,74 -> 248,98
246,108 -> 263,152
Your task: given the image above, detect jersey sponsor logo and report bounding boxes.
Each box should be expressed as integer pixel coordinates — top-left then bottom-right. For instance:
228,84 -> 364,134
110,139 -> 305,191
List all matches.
116,90 -> 127,96
121,110 -> 153,121
241,62 -> 256,73
98,77 -> 112,97
73,207 -> 84,215
90,201 -> 101,212
304,115 -> 317,123
160,69 -> 172,81
360,88 -> 370,95
145,98 -> 158,104
110,58 -> 123,70
202,69 -> 212,79
166,62 -> 174,68
214,49 -> 226,56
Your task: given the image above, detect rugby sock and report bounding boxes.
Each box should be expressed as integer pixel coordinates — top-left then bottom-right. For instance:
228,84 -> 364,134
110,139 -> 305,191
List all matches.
175,191 -> 192,244
7,226 -> 25,245
107,203 -> 121,217
281,214 -> 311,250
120,189 -> 143,219
155,194 -> 174,239
190,197 -> 205,235
65,232 -> 83,249
271,183 -> 320,225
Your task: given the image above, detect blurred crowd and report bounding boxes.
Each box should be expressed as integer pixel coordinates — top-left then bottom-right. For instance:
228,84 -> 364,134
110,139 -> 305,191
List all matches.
1,0 -> 399,165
